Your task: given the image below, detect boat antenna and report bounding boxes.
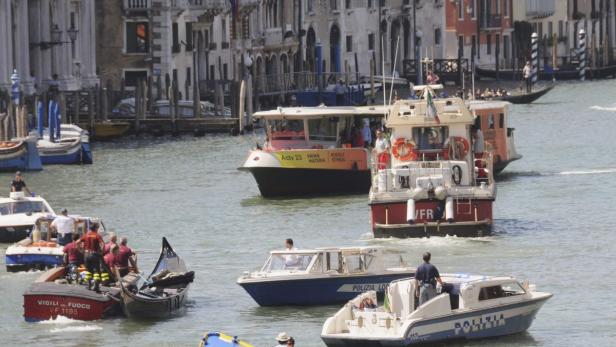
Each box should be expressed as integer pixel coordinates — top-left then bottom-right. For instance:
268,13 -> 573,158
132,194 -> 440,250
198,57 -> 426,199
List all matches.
389,35 -> 401,106
381,36 -> 387,108
471,55 -> 476,100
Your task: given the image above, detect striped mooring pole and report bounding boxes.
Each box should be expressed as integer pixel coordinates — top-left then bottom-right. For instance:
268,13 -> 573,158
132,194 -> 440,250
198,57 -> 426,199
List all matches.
578,29 -> 586,81
531,32 -> 538,87
10,69 -> 20,105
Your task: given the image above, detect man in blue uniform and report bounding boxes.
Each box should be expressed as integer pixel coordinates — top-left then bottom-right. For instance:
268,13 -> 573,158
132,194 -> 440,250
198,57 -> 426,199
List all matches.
414,252 -> 443,306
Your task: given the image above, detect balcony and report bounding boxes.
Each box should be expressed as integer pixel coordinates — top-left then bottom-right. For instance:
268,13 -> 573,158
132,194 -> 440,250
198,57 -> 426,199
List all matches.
526,0 -> 555,19
264,28 -> 283,48
170,0 -> 229,20
480,14 -> 502,30
123,0 -> 150,11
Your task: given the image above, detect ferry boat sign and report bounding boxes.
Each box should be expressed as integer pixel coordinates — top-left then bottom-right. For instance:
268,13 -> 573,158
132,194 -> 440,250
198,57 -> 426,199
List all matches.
274,149 -> 368,170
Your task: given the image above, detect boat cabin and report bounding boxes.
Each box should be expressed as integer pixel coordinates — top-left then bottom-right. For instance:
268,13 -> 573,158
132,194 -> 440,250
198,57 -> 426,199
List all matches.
253,106 -> 387,150
251,247 -> 388,277
0,192 -> 54,216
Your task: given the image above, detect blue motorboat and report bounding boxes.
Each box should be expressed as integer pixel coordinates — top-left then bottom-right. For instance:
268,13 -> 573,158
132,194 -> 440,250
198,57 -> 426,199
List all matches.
0,137 -> 42,171
321,274 -> 552,346
237,247 -> 415,306
199,332 -> 253,347
5,216 -> 100,272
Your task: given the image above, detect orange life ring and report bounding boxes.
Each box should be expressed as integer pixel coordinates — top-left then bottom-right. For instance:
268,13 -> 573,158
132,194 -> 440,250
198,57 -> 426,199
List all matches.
449,136 -> 470,159
392,138 -> 417,161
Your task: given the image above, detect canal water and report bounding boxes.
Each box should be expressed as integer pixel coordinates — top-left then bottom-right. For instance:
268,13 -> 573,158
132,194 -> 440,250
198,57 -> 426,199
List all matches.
1,80 -> 616,346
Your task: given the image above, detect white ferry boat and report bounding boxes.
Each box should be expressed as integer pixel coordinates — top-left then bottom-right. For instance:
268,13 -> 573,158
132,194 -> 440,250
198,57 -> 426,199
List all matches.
321,274 -> 552,346
0,192 -> 55,243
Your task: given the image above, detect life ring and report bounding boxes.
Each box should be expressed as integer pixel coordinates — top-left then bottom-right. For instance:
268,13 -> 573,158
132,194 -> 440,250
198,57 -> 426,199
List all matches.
452,165 -> 463,185
449,136 -> 470,160
392,138 -> 417,161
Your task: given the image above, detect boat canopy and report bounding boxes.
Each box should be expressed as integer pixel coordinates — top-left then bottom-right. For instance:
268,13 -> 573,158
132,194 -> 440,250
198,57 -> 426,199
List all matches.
253,106 -> 388,121
386,97 -> 475,127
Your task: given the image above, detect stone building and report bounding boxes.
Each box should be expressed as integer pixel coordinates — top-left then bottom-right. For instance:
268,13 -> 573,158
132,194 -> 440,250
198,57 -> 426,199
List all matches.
0,0 -> 98,93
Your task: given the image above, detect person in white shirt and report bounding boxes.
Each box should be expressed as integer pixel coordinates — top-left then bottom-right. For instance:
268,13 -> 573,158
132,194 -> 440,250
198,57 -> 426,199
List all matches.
283,238 -> 300,268
522,61 -> 532,92
374,129 -> 390,169
51,209 -> 75,246
472,126 -> 484,158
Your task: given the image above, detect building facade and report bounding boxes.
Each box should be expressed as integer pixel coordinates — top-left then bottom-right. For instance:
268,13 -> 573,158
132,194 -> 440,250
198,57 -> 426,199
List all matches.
0,0 -> 98,93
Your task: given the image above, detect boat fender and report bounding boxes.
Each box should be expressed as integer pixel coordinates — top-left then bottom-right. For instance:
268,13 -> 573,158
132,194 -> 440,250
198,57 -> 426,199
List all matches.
434,186 -> 447,200
445,196 -> 454,223
406,198 -> 415,225
377,170 -> 388,192
452,165 -> 463,185
411,187 -> 424,200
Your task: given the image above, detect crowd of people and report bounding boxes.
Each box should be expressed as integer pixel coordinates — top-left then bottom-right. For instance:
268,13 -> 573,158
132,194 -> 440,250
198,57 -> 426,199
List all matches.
471,87 -> 511,100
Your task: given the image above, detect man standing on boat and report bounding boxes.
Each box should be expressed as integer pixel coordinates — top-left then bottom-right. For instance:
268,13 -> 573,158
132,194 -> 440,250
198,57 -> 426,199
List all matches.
414,252 -> 443,306
51,208 -> 75,246
117,236 -> 138,277
335,80 -> 347,106
523,61 -> 532,92
81,222 -> 104,279
374,129 -> 390,169
10,171 -> 31,196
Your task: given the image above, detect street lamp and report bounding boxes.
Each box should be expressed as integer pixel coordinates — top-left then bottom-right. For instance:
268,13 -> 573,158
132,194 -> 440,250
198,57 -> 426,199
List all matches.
30,24 -> 79,50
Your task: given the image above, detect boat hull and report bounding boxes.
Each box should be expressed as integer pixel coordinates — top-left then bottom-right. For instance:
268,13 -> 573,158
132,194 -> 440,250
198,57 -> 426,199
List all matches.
244,167 -> 371,197
39,141 -> 93,165
93,122 -> 131,140
0,140 -> 42,172
23,282 -> 121,322
5,252 -> 63,272
121,288 -> 189,318
322,296 -> 550,346
239,273 -> 414,306
370,199 -> 493,238
0,225 -> 35,243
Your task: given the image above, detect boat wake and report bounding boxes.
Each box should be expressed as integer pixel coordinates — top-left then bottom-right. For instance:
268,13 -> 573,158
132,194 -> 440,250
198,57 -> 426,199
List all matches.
38,316 -> 103,333
501,168 -> 616,179
49,325 -> 102,333
590,104 -> 616,112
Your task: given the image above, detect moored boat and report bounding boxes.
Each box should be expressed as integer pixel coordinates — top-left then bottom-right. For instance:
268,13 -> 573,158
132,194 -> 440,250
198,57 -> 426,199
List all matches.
93,121 -> 131,140
0,137 -> 42,172
499,85 -> 554,104
239,106 -> 386,197
23,266 -> 139,322
117,237 -> 193,318
0,192 -> 55,243
36,124 -> 93,165
237,246 -> 414,306
321,274 -> 552,346
369,86 -> 497,238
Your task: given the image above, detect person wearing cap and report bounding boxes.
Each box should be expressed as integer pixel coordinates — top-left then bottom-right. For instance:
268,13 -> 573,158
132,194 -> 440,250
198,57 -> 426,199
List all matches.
274,332 -> 291,346
51,208 -> 75,246
10,171 -> 31,195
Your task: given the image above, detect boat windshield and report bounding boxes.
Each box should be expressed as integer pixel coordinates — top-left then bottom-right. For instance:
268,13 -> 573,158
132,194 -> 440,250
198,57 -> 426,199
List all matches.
269,120 -> 305,140
308,118 -> 337,142
267,253 -> 315,272
413,126 -> 449,152
0,201 -> 47,215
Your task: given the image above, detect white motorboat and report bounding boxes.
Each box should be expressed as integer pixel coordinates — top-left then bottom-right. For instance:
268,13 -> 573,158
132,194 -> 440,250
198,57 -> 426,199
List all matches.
35,124 -> 93,165
5,216 -> 103,272
237,246 -> 415,306
321,274 -> 552,346
0,192 -> 55,243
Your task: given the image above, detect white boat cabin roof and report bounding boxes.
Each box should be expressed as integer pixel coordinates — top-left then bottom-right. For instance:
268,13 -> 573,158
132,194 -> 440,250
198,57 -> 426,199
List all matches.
253,106 -> 388,120
386,97 -> 475,127
269,246 -> 383,256
466,99 -> 511,110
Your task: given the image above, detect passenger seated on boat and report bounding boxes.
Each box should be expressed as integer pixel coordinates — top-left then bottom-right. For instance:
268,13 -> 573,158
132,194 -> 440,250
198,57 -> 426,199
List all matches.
358,297 -> 377,311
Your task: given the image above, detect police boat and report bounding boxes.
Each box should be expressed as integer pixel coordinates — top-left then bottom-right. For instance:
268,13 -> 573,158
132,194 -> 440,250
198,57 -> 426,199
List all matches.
0,191 -> 55,243
237,246 -> 415,306
321,274 -> 552,346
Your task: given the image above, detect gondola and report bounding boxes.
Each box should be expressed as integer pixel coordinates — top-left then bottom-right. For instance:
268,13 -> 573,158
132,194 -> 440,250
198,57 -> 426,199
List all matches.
500,84 -> 555,104
118,237 -> 194,318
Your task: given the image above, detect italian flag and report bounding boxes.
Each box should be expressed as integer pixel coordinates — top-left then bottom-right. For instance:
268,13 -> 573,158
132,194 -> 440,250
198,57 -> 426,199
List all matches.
426,91 -> 441,124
